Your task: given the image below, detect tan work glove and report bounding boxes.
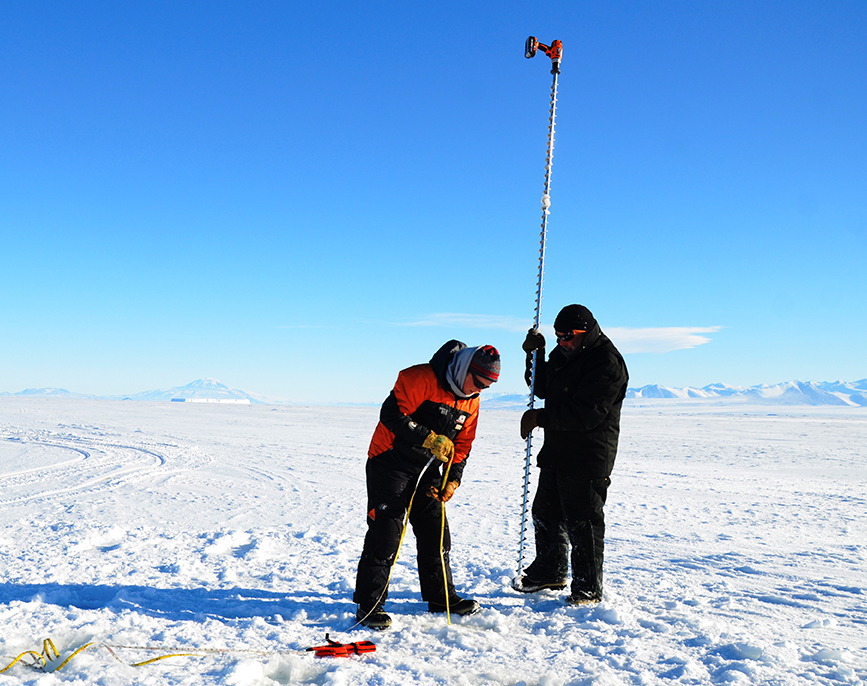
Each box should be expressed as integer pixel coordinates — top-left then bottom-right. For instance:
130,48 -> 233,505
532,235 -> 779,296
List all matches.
429,480 -> 459,503
422,431 -> 455,463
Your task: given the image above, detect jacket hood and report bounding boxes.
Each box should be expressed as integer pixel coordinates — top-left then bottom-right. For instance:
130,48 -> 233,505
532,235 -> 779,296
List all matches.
430,339 -> 467,390
582,320 -> 602,349
445,347 -> 484,399
429,339 -> 486,399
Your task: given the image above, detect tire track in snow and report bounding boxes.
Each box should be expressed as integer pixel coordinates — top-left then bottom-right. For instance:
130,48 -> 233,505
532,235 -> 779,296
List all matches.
0,432 -> 170,506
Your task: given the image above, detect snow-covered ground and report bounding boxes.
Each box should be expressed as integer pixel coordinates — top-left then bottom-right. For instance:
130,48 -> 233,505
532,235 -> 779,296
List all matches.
0,398 -> 864,685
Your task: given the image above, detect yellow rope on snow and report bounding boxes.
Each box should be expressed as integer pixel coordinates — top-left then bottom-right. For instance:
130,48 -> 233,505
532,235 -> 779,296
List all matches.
439,455 -> 454,625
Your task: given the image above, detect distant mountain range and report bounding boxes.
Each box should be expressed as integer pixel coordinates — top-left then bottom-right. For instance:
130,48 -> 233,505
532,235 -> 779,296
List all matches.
483,379 -> 867,408
3,378 -> 867,407
1,378 -> 288,405
625,379 -> 867,407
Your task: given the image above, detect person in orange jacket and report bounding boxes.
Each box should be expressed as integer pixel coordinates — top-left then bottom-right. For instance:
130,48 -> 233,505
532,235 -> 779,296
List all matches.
353,340 -> 500,630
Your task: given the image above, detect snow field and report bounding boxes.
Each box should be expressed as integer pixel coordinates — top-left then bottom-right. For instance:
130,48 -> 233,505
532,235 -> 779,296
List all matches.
0,398 -> 865,685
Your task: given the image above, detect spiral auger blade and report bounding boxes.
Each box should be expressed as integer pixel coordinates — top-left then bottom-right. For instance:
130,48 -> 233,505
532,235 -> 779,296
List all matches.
516,35 -> 563,581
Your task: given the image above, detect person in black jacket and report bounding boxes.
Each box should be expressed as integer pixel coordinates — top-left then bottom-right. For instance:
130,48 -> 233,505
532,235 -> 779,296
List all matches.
514,304 -> 628,604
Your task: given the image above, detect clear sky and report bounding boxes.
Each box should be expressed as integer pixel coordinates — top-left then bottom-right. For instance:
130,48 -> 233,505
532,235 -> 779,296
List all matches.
2,1 -> 865,404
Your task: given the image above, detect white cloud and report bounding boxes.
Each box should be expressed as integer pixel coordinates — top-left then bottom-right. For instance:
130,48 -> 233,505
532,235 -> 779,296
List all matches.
606,326 -> 722,353
397,314 -> 721,353
398,313 -> 530,332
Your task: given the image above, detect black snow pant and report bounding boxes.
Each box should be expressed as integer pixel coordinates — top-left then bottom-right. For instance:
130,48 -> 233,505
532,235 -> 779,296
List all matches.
353,449 -> 455,611
524,467 -> 610,599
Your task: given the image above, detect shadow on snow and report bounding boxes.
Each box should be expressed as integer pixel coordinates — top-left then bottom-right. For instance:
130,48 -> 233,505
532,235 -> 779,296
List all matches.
1,583 -> 334,623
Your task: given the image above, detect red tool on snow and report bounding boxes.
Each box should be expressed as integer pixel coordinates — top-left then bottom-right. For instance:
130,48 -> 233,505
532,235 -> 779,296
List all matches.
306,634 -> 376,658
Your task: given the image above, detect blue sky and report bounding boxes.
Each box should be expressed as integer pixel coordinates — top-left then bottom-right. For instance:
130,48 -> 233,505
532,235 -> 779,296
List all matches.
2,1 -> 865,403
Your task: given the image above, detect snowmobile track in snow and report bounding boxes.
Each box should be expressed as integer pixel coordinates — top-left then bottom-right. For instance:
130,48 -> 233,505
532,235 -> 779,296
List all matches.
0,431 -> 171,506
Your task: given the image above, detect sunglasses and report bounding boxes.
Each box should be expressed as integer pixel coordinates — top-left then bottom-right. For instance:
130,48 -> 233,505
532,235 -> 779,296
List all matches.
471,374 -> 492,390
555,329 -> 586,342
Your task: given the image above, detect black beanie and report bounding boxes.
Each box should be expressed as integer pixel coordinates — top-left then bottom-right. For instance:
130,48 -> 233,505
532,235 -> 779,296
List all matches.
554,304 -> 596,333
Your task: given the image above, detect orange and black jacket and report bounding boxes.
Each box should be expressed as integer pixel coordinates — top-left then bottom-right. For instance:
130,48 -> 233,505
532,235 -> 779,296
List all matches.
368,340 -> 479,485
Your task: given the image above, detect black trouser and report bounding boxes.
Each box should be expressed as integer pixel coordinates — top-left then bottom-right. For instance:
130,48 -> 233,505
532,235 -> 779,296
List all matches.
353,449 -> 455,610
525,467 -> 610,598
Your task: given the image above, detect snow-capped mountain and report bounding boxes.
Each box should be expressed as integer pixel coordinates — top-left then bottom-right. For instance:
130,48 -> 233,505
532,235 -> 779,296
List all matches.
627,379 -> 867,407
117,378 -> 288,404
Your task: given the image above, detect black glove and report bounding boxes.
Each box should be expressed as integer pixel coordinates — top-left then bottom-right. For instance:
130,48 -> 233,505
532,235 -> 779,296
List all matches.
522,328 -> 546,353
520,409 -> 542,439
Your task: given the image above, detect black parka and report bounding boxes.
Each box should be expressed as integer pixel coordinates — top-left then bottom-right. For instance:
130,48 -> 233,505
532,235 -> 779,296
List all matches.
526,322 -> 628,478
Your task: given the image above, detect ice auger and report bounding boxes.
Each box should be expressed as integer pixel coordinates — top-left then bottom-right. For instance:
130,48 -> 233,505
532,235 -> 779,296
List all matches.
517,35 -> 563,583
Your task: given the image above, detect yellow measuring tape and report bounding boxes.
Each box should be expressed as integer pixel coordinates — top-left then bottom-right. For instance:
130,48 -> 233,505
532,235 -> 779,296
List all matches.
0,638 -> 94,674
1,637 -> 311,674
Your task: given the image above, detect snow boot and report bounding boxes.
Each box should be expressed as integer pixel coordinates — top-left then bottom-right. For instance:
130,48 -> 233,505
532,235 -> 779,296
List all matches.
356,605 -> 392,630
427,596 -> 480,616
512,574 -> 567,593
565,590 -> 601,606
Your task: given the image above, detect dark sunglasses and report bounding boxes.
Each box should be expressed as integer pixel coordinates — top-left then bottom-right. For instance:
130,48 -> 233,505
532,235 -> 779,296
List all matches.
471,374 -> 492,390
555,329 -> 586,342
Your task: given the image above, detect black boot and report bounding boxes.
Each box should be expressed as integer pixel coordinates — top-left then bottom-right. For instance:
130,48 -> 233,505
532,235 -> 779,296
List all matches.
565,589 -> 601,606
356,605 -> 392,630
427,596 -> 480,616
511,574 -> 567,593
